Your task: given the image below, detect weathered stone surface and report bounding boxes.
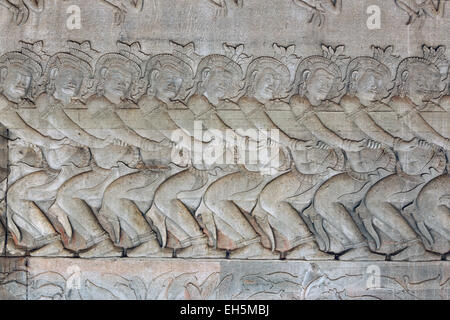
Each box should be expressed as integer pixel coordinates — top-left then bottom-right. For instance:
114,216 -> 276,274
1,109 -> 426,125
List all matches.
0,258 -> 27,300
0,0 -> 449,299
1,257 -> 447,300
27,258 -> 222,300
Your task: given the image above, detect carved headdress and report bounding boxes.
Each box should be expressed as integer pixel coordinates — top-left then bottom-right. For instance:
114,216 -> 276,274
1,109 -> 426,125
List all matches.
395,45 -> 447,99
0,41 -> 45,100
194,43 -> 250,99
293,45 -> 349,99
145,54 -> 195,100
44,41 -> 97,100
244,44 -> 298,99
94,41 -> 147,101
345,46 -> 399,99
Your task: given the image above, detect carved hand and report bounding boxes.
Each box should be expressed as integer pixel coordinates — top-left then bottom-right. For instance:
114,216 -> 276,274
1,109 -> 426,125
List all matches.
342,139 -> 367,152
112,138 -> 128,147
289,139 -> 314,150
365,139 -> 382,149
394,137 -> 419,151
417,139 -> 433,150
315,141 -> 330,150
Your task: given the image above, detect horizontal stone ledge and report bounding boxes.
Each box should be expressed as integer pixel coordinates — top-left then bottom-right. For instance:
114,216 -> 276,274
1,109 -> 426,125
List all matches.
1,257 -> 449,300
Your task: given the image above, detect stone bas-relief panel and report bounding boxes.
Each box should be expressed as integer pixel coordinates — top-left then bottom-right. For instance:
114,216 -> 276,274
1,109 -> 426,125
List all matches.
0,39 -> 448,264
0,257 -> 447,300
0,0 -> 448,301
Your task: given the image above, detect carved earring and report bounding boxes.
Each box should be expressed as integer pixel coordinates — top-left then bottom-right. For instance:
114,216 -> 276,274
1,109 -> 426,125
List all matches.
97,79 -> 105,96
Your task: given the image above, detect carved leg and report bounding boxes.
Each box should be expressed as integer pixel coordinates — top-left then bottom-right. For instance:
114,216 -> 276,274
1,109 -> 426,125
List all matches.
314,173 -> 384,261
258,171 -> 331,260
204,171 -> 279,259
415,174 -> 450,248
51,168 -> 122,257
152,169 -> 225,258
0,220 -> 4,255
100,171 -> 172,258
7,171 -> 72,256
365,174 -> 440,261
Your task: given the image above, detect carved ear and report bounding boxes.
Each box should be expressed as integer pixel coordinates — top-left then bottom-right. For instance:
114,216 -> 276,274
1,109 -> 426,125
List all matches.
0,67 -> 7,83
401,70 -> 409,82
100,66 -> 109,79
351,70 -> 359,82
302,70 -> 311,83
50,67 -> 59,80
150,69 -> 160,84
201,68 -> 211,82
251,70 -> 258,81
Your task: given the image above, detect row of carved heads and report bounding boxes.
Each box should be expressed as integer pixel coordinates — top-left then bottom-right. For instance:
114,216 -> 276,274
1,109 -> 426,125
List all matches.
0,41 -> 448,106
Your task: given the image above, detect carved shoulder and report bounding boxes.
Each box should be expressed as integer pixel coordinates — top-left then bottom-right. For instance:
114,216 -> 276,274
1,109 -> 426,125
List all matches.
238,96 -> 261,115
289,95 -> 312,117
86,95 -> 111,114
340,95 -> 361,114
439,95 -> 450,113
187,94 -> 211,116
138,96 -> 162,114
389,96 -> 413,116
34,93 -> 50,113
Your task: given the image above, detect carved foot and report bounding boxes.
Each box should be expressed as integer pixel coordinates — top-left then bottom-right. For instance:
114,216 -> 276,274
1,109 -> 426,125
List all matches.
176,243 -> 226,259
338,246 -> 385,261
229,242 -> 280,260
286,242 -> 334,261
390,243 -> 441,262
127,240 -> 173,258
79,239 -> 122,258
30,241 -> 74,257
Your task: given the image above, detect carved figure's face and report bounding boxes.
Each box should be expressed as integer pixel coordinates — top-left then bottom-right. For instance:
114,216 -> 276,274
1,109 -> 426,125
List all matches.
153,66 -> 184,101
356,69 -> 384,102
54,65 -> 83,98
254,67 -> 281,101
2,65 -> 32,100
406,63 -> 440,102
103,66 -> 133,99
306,68 -> 335,101
203,67 -> 234,100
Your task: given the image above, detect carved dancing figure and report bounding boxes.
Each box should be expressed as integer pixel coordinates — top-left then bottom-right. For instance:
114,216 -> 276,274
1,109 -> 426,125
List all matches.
292,0 -> 342,28
99,53 -> 207,257
100,0 -> 144,25
399,77 -> 450,259
200,56 -> 308,259
394,0 -> 446,26
255,50 -> 362,260
0,0 -> 44,25
341,49 -> 436,260
283,49 -> 389,260
12,42 -> 119,256
149,54 -> 252,258
0,44 -> 72,256
49,47 -> 170,257
207,0 -> 243,17
360,51 -> 449,261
